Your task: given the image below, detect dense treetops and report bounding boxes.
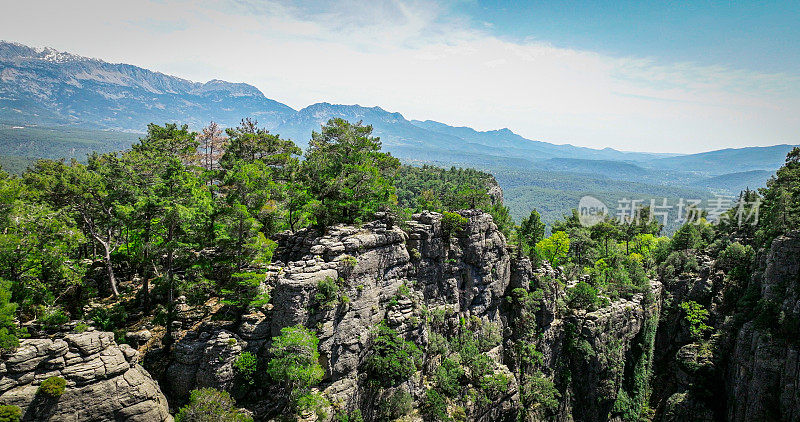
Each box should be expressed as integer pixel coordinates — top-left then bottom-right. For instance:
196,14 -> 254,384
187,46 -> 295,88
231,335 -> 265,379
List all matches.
0,117 -> 512,351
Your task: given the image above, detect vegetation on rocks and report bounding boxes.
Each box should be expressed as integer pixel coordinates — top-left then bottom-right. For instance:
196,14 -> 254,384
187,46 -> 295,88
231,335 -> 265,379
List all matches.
2,112 -> 800,422
175,388 -> 253,422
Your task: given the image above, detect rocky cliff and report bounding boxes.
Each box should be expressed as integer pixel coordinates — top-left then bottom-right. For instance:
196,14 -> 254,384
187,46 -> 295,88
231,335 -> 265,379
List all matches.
148,211 -> 662,421
0,330 -> 171,421
726,232 -> 800,422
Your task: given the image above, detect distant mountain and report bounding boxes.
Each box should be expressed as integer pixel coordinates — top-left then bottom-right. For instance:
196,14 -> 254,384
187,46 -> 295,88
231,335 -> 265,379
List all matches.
699,170 -> 773,193
647,145 -> 796,176
410,120 -> 673,162
0,41 -> 795,228
0,41 -> 295,131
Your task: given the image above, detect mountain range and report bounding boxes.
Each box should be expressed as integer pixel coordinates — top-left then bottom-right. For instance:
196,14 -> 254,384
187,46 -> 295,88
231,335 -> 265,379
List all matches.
0,40 -> 795,228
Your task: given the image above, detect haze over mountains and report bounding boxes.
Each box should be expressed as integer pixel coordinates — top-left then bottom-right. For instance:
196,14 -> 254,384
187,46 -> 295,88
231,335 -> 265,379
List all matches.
0,40 -> 795,227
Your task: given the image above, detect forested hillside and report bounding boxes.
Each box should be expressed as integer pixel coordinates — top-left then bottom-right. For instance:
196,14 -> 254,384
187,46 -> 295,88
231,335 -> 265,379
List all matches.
0,115 -> 798,421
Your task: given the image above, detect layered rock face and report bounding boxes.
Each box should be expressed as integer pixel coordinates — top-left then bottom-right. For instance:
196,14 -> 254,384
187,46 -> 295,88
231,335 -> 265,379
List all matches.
509,259 -> 662,422
156,211 -> 661,421
268,210 -> 514,414
727,232 -> 800,422
0,330 -> 171,421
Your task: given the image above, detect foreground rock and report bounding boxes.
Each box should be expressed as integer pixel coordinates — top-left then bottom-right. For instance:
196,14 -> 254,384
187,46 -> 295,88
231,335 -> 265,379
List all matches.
0,330 -> 172,421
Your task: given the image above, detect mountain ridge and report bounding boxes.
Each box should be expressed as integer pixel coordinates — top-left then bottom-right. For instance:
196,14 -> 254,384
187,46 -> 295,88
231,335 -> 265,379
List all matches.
1,40 -> 798,227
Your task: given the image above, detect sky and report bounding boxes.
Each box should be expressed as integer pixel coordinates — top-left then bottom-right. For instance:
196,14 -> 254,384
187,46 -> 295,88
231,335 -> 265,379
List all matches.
1,0 -> 798,153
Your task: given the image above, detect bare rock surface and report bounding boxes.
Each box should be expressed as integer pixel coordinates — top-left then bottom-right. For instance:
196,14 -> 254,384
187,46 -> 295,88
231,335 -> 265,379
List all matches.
0,330 -> 171,421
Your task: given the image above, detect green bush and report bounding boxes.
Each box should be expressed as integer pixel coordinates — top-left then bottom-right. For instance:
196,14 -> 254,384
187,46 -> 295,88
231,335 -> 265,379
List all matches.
233,351 -> 258,386
88,304 -> 127,332
441,211 -> 468,237
267,325 -> 324,392
679,301 -> 711,340
521,371 -> 559,413
435,357 -> 465,397
658,251 -> 699,279
377,390 -> 413,421
479,372 -> 511,398
0,328 -> 19,351
0,405 -> 22,422
296,392 -> 330,420
335,409 -> 363,422
221,272 -> 270,311
364,321 -> 422,387
422,388 -> 450,422
40,307 -> 69,330
567,281 -> 600,310
315,277 -> 340,308
0,279 -> 19,351
37,376 -> 66,398
174,388 -> 253,422
670,223 -> 703,251
717,242 -> 754,281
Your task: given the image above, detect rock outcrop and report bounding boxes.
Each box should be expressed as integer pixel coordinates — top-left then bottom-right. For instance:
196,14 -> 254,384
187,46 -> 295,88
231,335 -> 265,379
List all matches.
147,211 -> 663,421
267,211 -> 514,414
0,330 -> 171,421
727,232 -> 800,422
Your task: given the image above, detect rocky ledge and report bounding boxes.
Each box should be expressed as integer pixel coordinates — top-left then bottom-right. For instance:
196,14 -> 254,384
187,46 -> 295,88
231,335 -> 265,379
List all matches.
0,330 -> 171,421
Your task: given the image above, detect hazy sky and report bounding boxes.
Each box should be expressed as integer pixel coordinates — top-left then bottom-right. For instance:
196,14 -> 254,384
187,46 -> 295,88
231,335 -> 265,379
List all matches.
1,0 -> 798,153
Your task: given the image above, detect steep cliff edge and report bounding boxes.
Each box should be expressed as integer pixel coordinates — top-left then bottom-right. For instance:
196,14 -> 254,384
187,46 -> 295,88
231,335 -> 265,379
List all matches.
726,231 -> 800,422
0,330 -> 171,421
151,211 -> 661,421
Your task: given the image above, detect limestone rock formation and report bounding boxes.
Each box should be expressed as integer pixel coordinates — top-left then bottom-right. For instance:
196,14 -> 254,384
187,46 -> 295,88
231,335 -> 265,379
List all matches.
727,231 -> 800,422
0,330 -> 171,421
152,211 -> 663,421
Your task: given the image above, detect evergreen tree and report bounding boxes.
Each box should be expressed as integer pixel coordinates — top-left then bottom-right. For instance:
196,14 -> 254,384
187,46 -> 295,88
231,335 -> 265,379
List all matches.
302,119 -> 400,227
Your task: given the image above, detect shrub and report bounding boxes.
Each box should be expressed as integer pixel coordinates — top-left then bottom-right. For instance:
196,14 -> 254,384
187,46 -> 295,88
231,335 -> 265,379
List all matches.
73,322 -> 89,333
41,306 -> 69,330
296,392 -> 330,420
267,325 -> 324,392
174,388 -> 253,422
341,255 -> 358,268
671,223 -> 703,251
377,390 -> 413,421
717,242 -> 754,281
679,301 -> 711,340
422,389 -> 450,421
335,410 -> 364,422
535,231 -> 570,267
442,211 -> 468,237
233,351 -> 258,386
521,371 -> 559,413
0,328 -> 19,351
315,277 -> 340,308
479,371 -> 511,398
364,321 -> 422,387
88,304 -> 127,332
221,272 -> 270,311
38,376 -> 66,398
567,281 -> 600,310
435,358 -> 465,397
658,251 -> 699,279
0,280 -> 19,351
0,405 -> 22,422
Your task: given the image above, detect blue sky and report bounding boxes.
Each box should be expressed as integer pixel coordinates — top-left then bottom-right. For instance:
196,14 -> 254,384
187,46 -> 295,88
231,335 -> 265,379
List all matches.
0,0 -> 798,153
458,1 -> 800,73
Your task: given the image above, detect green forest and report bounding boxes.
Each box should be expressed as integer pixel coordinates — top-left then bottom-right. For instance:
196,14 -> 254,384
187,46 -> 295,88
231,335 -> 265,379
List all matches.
0,117 -> 799,421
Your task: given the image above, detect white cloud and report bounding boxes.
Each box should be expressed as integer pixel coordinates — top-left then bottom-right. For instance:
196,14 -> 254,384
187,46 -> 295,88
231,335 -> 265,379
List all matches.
0,0 -> 798,152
